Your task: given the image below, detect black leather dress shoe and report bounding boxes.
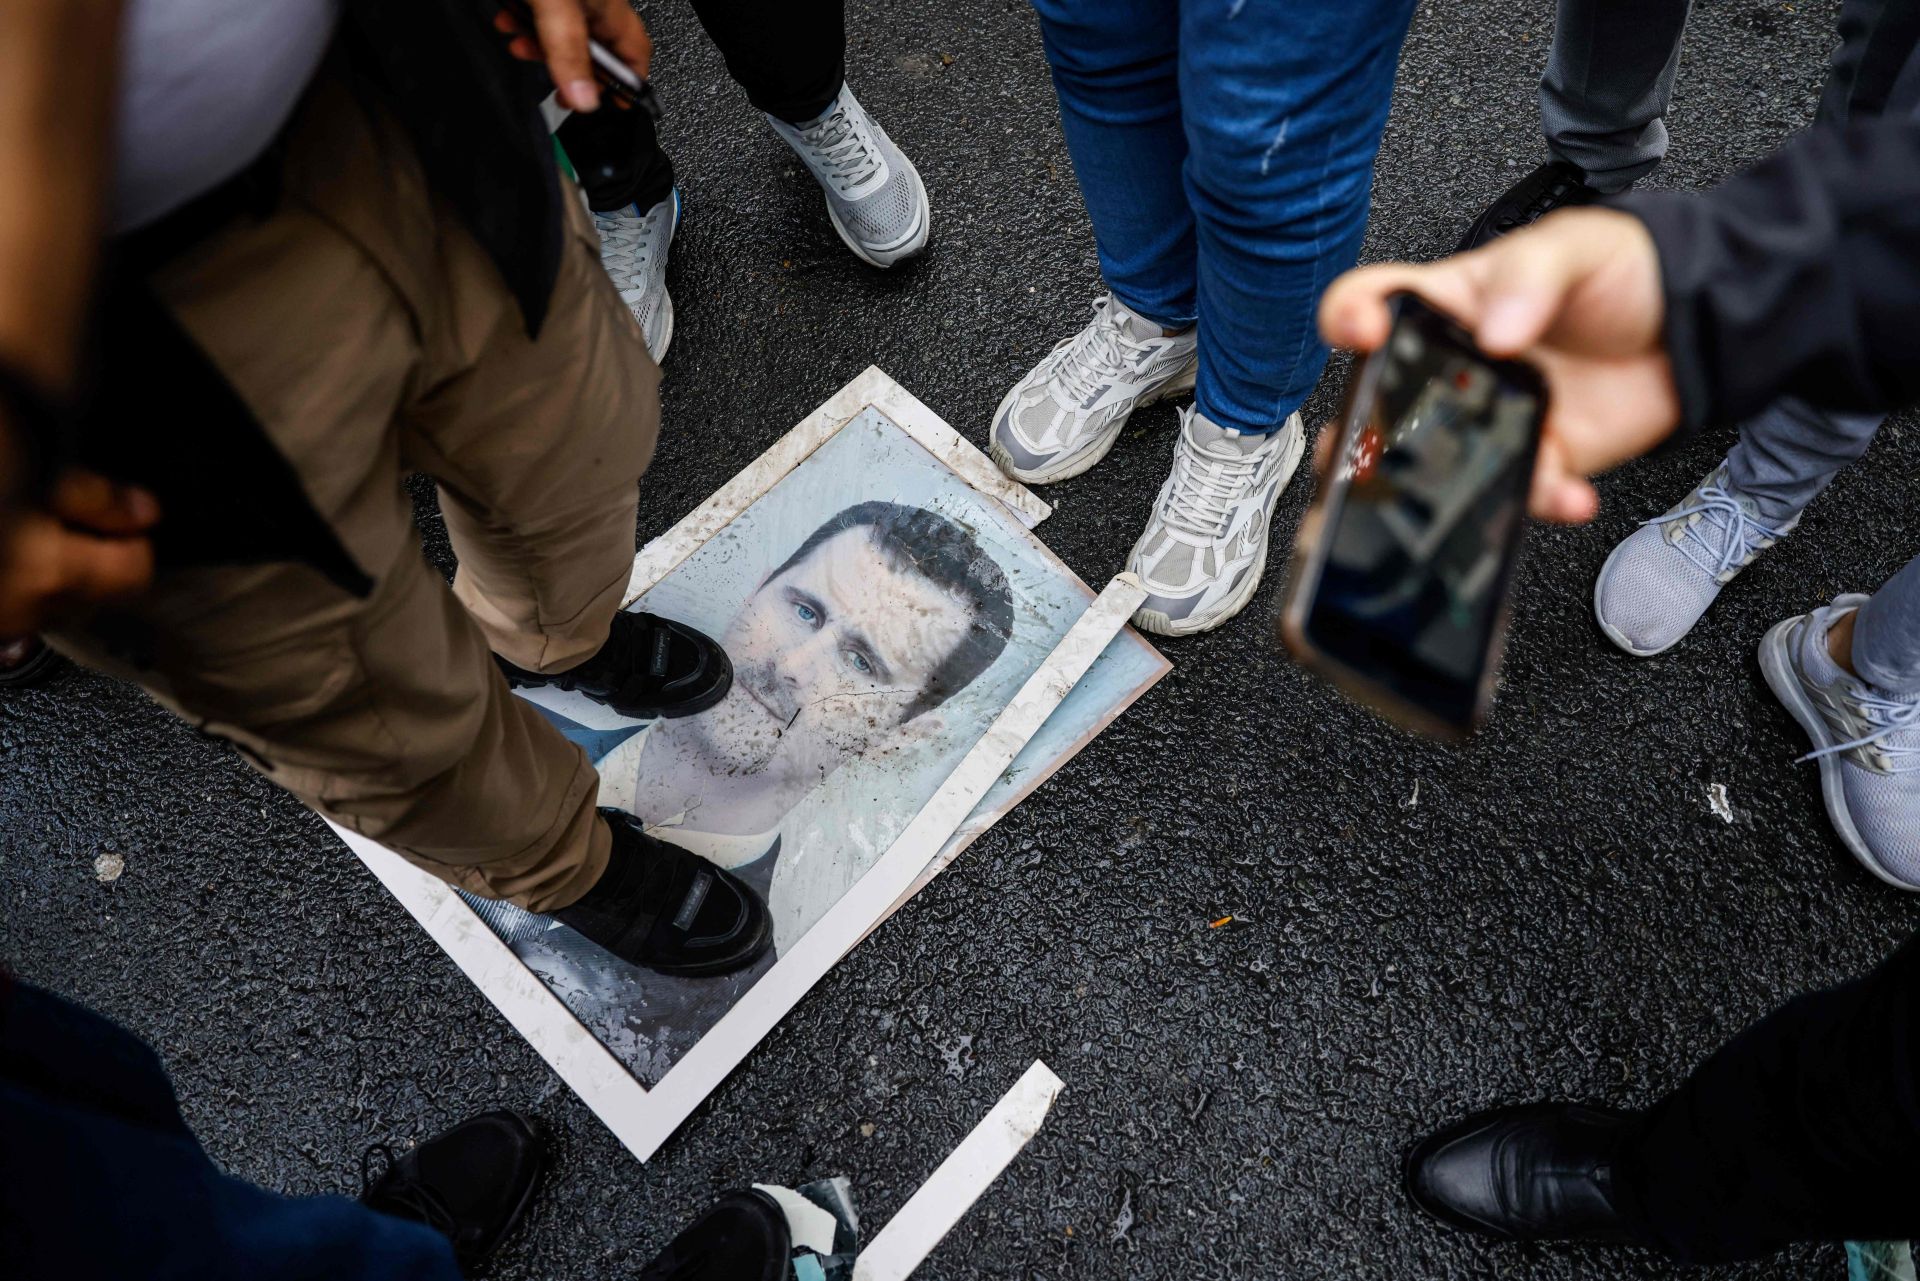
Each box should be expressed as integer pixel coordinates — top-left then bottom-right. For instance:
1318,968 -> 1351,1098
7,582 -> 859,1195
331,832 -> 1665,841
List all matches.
498,611 -> 731,720
361,1110 -> 544,1270
1404,1103 -> 1644,1244
1457,160 -> 1614,252
554,809 -> 773,976
639,1189 -> 791,1281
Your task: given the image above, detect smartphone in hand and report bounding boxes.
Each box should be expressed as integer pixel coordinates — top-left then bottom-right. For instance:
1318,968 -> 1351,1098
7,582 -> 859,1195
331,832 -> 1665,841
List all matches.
1280,293 -> 1548,739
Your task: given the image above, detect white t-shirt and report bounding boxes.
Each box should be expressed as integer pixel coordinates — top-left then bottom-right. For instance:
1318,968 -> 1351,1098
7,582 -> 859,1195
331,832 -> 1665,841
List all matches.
111,0 -> 340,232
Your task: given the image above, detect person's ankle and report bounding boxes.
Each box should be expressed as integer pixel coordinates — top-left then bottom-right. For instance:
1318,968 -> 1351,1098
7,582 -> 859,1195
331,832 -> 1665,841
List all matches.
774,87 -> 845,129
1828,606 -> 1861,678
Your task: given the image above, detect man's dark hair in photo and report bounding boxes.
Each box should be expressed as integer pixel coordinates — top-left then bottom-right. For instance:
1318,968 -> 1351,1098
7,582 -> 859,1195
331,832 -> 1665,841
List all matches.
768,501 -> 1015,722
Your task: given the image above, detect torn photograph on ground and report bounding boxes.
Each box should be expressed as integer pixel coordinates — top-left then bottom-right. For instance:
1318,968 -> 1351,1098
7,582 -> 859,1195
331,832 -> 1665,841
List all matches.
335,370 -> 1163,1159
475,401 -> 1162,1087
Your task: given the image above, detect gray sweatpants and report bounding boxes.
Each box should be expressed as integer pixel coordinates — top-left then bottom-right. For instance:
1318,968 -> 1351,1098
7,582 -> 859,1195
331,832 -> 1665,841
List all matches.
1546,0 -> 1918,690
1539,0 -> 1692,193
1732,0 -> 1916,692
1724,404 -> 1918,693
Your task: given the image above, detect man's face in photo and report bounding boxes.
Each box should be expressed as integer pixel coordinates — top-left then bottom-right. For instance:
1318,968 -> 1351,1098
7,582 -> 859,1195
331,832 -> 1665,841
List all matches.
675,526 -> 981,795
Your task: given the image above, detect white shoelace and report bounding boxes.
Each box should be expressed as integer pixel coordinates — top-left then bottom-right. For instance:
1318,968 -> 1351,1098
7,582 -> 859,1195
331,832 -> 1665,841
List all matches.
1049,299 -> 1154,405
1802,688 -> 1920,774
1652,482 -> 1788,578
795,104 -> 883,194
1161,427 -> 1262,541
618,203 -> 661,260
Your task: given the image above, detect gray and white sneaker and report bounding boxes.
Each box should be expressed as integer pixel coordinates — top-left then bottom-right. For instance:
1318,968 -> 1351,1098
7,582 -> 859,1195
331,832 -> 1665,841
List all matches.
595,188 -> 680,363
1128,406 -> 1305,637
990,296 -> 1198,485
1759,595 -> 1920,889
1593,461 -> 1797,657
766,83 -> 929,268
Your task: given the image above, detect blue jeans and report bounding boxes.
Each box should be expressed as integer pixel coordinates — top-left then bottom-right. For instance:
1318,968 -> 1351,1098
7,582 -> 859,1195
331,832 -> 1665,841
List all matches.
1,981 -> 463,1281
1031,0 -> 1417,435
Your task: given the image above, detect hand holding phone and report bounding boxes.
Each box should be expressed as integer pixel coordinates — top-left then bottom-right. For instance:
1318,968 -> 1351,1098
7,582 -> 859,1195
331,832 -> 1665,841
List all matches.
1281,294 -> 1547,739
1317,209 -> 1675,525
492,0 -> 654,115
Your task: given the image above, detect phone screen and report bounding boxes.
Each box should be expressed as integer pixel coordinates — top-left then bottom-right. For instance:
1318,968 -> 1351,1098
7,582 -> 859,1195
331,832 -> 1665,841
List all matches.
1301,298 -> 1544,729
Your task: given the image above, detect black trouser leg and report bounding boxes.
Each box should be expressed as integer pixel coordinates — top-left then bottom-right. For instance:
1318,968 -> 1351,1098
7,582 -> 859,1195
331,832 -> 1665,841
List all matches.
2,982 -> 465,1279
1614,931 -> 1920,1264
556,0 -> 844,210
557,105 -> 675,212
686,0 -> 846,124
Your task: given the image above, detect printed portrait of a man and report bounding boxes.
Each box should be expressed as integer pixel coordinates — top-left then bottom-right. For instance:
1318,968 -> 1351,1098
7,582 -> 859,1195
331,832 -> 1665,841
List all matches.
466,500 -> 1014,1083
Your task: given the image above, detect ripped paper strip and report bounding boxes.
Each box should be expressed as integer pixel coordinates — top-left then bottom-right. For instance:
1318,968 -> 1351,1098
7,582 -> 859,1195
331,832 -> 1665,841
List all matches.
854,1061 -> 1064,1281
754,1183 -> 842,1257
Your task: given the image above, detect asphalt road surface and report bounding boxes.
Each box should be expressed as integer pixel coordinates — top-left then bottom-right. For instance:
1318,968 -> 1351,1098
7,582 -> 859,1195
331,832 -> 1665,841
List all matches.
6,1 -> 1918,1278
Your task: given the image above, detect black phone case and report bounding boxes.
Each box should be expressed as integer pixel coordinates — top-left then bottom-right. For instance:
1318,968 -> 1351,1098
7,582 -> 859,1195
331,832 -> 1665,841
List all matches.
1277,292 -> 1548,740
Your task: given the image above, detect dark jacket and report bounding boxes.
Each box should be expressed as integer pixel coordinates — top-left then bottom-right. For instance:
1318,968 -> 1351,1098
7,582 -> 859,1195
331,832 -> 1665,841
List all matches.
1616,0 -> 1920,433
1620,117 -> 1920,432
341,0 -> 566,337
67,0 -> 569,602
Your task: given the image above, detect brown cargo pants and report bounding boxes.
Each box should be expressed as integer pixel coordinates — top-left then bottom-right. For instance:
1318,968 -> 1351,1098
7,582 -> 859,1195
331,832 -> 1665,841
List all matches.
48,71 -> 653,911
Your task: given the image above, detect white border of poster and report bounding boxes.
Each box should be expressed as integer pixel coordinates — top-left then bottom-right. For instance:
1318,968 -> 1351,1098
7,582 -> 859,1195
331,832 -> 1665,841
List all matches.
331,369 -> 1155,1162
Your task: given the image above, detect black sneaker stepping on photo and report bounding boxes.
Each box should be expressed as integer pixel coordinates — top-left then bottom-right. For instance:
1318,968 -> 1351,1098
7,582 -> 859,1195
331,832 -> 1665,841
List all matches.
498,611 -> 731,720
554,809 -> 773,977
638,1188 -> 791,1281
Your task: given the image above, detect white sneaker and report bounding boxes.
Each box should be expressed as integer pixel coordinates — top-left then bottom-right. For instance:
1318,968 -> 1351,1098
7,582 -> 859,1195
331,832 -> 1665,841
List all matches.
989,296 -> 1198,485
1128,406 -> 1305,636
596,189 -> 679,363
766,83 -> 929,268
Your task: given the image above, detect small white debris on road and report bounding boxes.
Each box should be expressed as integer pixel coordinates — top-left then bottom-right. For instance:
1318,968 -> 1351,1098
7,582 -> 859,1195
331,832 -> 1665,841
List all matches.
1706,784 -> 1734,825
94,852 -> 125,883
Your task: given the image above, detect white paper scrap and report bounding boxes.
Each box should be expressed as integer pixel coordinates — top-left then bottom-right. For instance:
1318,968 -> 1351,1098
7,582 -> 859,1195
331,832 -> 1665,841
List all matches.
752,1183 -> 841,1257
852,1060 -> 1064,1281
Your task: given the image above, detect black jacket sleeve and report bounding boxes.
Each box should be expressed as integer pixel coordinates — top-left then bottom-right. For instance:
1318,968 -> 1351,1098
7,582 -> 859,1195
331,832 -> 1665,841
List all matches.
1615,119 -> 1920,433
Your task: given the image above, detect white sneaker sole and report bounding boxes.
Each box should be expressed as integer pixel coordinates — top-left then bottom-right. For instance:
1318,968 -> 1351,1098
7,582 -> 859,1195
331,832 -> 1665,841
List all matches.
1757,616 -> 1914,891
610,189 -> 679,365
648,290 -> 675,367
1131,418 -> 1306,638
826,154 -> 930,269
988,360 -> 1198,486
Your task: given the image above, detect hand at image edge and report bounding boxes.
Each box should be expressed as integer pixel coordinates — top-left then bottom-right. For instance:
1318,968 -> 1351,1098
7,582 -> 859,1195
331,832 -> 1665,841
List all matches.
1319,207 -> 1679,525
0,461 -> 159,637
